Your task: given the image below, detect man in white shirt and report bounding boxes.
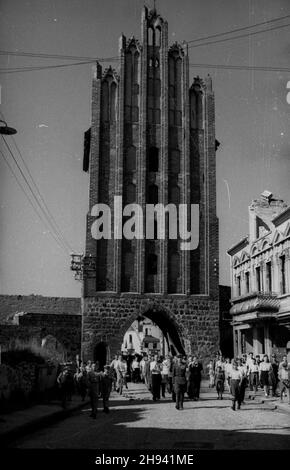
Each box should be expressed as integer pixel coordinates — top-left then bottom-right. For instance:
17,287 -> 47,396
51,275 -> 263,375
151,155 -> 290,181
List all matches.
224,358 -> 232,392
215,354 -> 225,373
116,355 -> 127,395
131,356 -> 140,383
230,361 -> 243,411
248,358 -> 259,393
110,354 -> 119,391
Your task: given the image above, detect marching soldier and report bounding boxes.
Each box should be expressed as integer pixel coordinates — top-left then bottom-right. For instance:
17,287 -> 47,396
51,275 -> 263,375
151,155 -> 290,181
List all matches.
172,354 -> 187,410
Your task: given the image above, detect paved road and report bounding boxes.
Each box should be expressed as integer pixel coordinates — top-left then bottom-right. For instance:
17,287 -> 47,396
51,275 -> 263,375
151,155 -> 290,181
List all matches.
12,383 -> 290,450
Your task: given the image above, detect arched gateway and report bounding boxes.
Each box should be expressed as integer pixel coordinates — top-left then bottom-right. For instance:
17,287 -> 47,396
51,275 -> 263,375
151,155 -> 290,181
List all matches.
81,6 -> 220,364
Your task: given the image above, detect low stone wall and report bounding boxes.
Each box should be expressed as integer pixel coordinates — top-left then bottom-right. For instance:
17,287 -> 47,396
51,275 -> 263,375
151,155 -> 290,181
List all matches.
0,362 -> 58,404
0,294 -> 80,324
0,314 -> 82,360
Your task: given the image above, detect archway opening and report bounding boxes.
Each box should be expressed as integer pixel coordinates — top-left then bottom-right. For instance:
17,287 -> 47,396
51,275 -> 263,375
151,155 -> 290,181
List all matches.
120,308 -> 185,377
94,341 -> 107,371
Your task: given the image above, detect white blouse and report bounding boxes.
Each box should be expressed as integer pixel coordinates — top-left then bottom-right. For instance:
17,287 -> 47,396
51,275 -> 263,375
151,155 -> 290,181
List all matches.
259,362 -> 271,372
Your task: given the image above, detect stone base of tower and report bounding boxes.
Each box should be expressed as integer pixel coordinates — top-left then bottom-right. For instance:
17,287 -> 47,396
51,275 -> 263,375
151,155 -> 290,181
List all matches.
82,294 -> 219,365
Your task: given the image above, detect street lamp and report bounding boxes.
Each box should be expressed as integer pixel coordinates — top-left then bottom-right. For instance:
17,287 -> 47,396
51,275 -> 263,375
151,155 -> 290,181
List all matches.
0,119 -> 17,135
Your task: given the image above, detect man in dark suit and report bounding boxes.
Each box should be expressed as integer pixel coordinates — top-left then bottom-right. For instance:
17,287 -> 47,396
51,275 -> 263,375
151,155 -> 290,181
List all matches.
172,354 -> 187,410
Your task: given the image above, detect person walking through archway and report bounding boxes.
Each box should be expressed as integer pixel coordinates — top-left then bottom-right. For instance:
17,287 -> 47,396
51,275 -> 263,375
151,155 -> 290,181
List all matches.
116,355 -> 128,395
259,354 -> 273,397
150,354 -> 162,401
87,362 -> 102,418
188,356 -> 203,401
230,361 -> 243,411
172,354 -> 187,410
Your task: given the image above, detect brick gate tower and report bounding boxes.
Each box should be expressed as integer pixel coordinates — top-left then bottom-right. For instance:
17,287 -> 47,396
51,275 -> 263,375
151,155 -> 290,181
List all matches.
81,6 -> 219,364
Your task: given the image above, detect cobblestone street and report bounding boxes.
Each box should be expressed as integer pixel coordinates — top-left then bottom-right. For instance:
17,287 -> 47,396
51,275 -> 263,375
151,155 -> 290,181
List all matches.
11,382 -> 290,450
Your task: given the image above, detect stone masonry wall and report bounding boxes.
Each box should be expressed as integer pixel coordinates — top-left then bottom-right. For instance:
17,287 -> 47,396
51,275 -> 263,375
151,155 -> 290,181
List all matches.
0,313 -> 81,360
82,294 -> 219,365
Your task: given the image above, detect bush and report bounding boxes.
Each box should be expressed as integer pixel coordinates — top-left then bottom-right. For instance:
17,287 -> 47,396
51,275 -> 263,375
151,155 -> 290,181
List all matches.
2,348 -> 46,367
0,342 -> 60,410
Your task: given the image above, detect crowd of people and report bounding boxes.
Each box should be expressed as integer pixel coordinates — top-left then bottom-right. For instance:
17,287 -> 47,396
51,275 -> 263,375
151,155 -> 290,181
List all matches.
56,351 -> 290,416
56,360 -> 114,417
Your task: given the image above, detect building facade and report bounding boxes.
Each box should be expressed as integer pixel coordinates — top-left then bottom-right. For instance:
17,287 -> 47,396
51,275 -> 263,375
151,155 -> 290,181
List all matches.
227,191 -> 290,360
121,318 -> 167,356
81,6 -> 219,364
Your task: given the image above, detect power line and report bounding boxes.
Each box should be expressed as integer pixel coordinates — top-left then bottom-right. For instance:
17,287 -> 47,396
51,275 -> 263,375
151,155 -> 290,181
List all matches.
0,111 -> 74,253
189,63 -> 290,72
0,50 -> 119,62
1,136 -> 72,254
1,14 -> 289,61
186,13 -> 290,44
0,148 -> 69,255
1,60 -> 289,75
0,60 -> 96,74
187,22 -> 290,49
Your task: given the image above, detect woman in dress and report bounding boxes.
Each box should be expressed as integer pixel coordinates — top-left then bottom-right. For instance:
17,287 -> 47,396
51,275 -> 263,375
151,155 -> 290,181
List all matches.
150,354 -> 162,401
259,354 -> 272,397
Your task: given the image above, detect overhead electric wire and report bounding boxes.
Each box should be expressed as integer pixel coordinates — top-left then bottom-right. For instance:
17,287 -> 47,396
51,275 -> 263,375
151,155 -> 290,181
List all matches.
0,111 -> 74,253
0,59 -> 96,74
187,22 -> 290,49
1,14 -> 289,59
0,50 -> 119,62
0,148 -> 69,254
188,63 -> 290,72
186,13 -> 290,44
1,60 -> 289,74
0,14 -> 289,74
1,136 -> 72,254
0,13 -> 288,69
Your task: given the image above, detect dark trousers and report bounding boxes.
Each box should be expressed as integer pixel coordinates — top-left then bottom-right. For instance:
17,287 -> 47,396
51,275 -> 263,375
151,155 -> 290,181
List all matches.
60,388 -> 69,409
175,383 -> 186,409
90,391 -> 99,416
239,377 -> 247,402
231,379 -> 241,409
102,392 -> 110,410
161,375 -> 168,397
167,376 -> 173,394
151,373 -> 161,400
249,372 -> 258,392
132,369 -> 140,383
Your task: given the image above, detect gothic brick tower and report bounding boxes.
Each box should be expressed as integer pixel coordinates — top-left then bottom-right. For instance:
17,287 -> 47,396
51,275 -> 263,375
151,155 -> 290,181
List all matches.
82,6 -> 219,364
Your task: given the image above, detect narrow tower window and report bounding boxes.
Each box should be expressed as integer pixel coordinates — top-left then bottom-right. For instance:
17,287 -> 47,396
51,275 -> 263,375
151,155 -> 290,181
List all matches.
148,184 -> 158,204
148,28 -> 154,45
148,147 -> 159,172
147,253 -> 158,275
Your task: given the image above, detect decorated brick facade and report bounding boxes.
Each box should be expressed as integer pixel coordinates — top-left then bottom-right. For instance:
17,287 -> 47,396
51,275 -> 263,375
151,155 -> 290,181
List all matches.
82,7 -> 220,363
